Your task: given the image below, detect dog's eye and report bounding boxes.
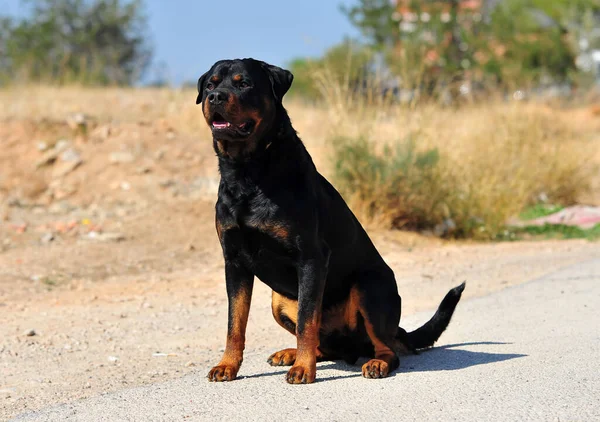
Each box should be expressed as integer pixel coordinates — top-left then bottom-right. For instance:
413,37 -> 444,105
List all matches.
206,83 -> 215,91
239,81 -> 250,89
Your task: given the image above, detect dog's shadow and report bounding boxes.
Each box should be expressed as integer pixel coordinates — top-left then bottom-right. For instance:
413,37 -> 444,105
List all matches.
400,341 -> 526,373
241,341 -> 526,382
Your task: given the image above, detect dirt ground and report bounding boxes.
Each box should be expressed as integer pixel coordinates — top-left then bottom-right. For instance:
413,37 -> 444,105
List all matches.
1,96 -> 599,420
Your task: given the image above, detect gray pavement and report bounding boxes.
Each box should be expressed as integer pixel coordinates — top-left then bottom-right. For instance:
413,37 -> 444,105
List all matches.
13,259 -> 600,422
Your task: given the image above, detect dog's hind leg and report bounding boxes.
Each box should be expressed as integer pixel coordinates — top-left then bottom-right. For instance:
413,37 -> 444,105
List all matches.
355,269 -> 401,379
268,291 -> 331,366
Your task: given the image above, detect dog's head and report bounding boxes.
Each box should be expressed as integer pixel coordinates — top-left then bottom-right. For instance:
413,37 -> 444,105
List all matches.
196,59 -> 293,157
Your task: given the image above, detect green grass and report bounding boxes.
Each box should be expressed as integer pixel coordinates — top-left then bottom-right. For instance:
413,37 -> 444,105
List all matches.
505,223 -> 600,241
519,204 -> 564,221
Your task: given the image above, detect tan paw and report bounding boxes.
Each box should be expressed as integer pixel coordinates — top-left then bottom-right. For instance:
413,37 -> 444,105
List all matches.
207,364 -> 239,382
361,359 -> 390,379
267,348 -> 297,366
286,362 -> 316,384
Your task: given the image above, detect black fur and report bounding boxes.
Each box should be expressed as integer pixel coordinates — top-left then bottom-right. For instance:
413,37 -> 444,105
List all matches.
199,58 -> 465,384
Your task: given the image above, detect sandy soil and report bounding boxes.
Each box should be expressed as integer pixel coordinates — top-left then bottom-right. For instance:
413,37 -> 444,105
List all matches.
2,194 -> 598,420
1,106 -> 599,420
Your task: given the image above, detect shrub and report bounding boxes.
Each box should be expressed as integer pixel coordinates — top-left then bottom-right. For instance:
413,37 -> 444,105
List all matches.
326,91 -> 596,239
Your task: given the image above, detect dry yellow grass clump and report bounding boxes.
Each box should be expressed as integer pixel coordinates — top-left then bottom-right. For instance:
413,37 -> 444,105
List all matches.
1,84 -> 598,239
312,71 -> 599,238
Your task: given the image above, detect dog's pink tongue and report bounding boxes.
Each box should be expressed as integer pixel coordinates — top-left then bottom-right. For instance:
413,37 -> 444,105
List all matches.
212,121 -> 230,129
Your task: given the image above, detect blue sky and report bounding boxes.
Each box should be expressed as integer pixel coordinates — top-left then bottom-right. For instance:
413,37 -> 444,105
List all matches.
0,0 -> 361,84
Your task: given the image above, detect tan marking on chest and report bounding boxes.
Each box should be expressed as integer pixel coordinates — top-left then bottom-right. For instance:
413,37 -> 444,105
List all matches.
246,221 -> 290,241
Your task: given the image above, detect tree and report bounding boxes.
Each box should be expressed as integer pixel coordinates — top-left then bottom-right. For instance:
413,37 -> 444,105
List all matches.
341,0 -> 399,50
341,0 -> 600,94
287,39 -> 374,99
0,0 -> 152,85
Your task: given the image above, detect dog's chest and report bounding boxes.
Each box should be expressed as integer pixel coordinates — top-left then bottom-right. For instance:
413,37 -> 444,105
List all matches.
229,201 -> 299,293
223,193 -> 293,252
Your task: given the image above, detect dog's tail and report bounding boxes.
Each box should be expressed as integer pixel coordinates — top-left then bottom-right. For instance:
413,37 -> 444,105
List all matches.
396,282 -> 465,352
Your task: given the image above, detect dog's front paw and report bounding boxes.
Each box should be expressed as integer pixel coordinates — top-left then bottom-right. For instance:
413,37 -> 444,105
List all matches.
361,359 -> 390,379
267,348 -> 296,366
207,364 -> 239,382
286,362 -> 316,384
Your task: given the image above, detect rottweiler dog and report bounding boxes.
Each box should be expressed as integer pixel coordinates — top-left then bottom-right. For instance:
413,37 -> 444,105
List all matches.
196,58 -> 465,384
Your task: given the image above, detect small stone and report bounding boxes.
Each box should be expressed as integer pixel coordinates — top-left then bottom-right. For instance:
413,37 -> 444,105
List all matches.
25,329 -> 36,337
107,356 -> 119,363
41,233 -> 55,244
52,159 -> 82,178
109,151 -> 135,164
55,139 -> 71,151
60,148 -> 81,162
159,179 -> 175,188
91,125 -> 111,140
86,232 -> 126,242
36,141 -> 49,151
35,149 -> 61,168
184,361 -> 196,367
66,113 -> 88,131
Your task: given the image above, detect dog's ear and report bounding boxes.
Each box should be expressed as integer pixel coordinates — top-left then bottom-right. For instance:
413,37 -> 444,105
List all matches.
195,71 -> 208,105
260,62 -> 293,102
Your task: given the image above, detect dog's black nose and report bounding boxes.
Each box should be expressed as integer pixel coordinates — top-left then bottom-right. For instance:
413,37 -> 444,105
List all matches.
208,90 -> 227,105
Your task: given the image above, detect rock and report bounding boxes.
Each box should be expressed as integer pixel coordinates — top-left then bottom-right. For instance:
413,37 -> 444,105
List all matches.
35,149 -> 60,168
109,151 -> 135,164
52,158 -> 82,178
91,125 -> 111,140
107,355 -> 119,363
41,233 -> 55,244
35,141 -> 72,168
25,329 -> 36,337
60,148 -> 81,162
159,179 -> 175,188
36,141 -> 50,151
66,113 -> 90,133
86,231 -> 126,242
184,361 -> 196,367
55,139 -> 71,151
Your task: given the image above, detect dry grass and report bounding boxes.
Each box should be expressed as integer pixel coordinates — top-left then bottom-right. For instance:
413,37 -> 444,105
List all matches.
1,85 -> 599,239
312,73 -> 599,238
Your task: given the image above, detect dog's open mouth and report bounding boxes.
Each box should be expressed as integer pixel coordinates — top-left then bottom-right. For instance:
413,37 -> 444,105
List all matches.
211,113 -> 255,136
